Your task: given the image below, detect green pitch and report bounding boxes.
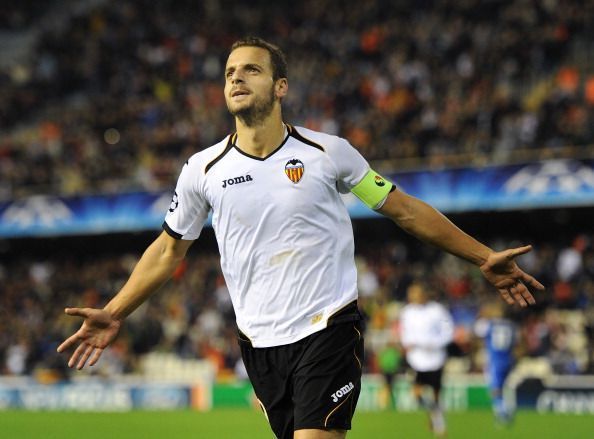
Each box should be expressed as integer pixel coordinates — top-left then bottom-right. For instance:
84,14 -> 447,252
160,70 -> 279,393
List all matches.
0,409 -> 592,438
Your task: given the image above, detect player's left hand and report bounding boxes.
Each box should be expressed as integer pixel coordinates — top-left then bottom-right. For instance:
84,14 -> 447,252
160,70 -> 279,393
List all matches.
479,245 -> 544,307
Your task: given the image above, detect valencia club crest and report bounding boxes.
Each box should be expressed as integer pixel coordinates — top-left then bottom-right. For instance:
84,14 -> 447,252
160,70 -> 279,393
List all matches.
285,159 -> 304,183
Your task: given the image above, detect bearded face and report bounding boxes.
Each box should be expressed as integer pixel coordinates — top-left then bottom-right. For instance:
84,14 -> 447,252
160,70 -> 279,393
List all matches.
224,46 -> 284,127
227,81 -> 277,127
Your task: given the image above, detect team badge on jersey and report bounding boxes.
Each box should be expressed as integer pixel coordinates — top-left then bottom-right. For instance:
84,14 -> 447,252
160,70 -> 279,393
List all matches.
285,159 -> 304,183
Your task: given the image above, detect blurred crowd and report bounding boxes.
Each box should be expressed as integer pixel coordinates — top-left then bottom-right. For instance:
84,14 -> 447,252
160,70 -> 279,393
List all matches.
0,1 -> 56,30
1,233 -> 593,381
2,0 -> 594,200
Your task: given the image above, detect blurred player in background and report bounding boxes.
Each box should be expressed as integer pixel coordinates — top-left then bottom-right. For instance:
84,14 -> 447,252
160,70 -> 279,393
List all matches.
58,37 -> 543,439
400,283 -> 454,437
475,301 -> 518,425
377,342 -> 401,409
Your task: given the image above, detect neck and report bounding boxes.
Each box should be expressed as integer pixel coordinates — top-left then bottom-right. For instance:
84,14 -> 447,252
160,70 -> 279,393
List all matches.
235,111 -> 285,158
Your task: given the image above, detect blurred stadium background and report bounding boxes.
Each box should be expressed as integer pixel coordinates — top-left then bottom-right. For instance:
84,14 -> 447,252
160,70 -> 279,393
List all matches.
1,0 -> 594,437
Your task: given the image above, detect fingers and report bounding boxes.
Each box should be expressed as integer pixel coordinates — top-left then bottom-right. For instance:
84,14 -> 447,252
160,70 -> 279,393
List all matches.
494,246 -> 543,307
66,342 -> 102,369
502,280 -> 537,308
77,345 -> 95,370
512,270 -> 542,306
521,272 -> 545,290
499,289 -> 514,305
509,283 -> 528,307
506,245 -> 532,260
522,289 -> 536,306
57,333 -> 80,353
57,309 -> 89,353
68,342 -> 89,368
61,341 -> 102,369
89,348 -> 104,367
64,307 -> 92,318
517,281 -> 536,305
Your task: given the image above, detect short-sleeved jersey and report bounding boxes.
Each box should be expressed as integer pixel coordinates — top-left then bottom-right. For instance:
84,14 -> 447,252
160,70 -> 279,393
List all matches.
475,318 -> 516,367
399,302 -> 454,372
164,125 -> 370,347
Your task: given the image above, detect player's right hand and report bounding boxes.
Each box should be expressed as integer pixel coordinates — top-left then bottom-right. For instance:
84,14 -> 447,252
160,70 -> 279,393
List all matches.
57,307 -> 122,370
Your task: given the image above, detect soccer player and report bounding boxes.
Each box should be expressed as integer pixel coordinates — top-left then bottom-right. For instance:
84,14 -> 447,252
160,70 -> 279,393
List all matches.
377,342 -> 401,409
57,37 -> 543,439
400,282 -> 453,437
474,301 -> 518,425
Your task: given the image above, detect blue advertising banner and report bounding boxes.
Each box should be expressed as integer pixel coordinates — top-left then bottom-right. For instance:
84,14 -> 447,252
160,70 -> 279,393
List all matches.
2,159 -> 594,237
389,159 -> 594,213
0,192 -> 174,238
338,158 -> 594,218
0,382 -> 191,410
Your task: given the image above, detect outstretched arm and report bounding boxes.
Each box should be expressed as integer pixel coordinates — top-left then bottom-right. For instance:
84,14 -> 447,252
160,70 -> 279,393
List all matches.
57,231 -> 193,369
378,189 -> 544,306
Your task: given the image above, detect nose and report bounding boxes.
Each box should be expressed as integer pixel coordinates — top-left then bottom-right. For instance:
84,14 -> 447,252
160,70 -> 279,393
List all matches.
230,70 -> 244,84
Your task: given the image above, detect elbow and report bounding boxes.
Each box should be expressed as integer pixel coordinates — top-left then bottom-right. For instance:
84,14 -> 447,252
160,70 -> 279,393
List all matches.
394,213 -> 416,233
161,246 -> 186,267
380,191 -> 417,231
153,234 -> 187,267
389,204 -> 417,233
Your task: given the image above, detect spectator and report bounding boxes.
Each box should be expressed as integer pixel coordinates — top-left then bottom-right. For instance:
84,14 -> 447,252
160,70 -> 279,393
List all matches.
1,0 -> 593,200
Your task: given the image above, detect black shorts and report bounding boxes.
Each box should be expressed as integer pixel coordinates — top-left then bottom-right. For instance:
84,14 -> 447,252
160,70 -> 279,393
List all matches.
238,303 -> 364,439
414,368 -> 444,393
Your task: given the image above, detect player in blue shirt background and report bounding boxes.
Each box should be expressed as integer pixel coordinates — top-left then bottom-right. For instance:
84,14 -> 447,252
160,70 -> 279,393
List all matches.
475,301 -> 518,425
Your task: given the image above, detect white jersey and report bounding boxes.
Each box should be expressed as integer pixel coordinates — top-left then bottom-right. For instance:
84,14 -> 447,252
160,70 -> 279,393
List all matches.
400,301 -> 454,372
164,125 -> 370,347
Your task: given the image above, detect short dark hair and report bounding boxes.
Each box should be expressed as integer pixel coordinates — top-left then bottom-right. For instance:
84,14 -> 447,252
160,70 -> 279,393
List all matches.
230,36 -> 288,81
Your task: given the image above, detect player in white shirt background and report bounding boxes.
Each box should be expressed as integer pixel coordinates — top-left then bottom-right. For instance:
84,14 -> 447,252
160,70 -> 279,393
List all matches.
57,37 -> 544,439
400,282 -> 454,437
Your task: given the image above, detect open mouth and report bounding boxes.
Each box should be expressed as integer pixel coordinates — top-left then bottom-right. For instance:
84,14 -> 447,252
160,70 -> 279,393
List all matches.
232,89 -> 250,97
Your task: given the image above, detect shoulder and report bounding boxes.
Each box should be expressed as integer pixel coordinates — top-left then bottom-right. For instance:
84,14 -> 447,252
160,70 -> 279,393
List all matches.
429,301 -> 450,315
288,125 -> 350,153
400,304 -> 415,318
183,135 -> 234,174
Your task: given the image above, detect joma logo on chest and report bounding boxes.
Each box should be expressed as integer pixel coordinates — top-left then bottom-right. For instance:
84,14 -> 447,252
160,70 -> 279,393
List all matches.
222,174 -> 253,188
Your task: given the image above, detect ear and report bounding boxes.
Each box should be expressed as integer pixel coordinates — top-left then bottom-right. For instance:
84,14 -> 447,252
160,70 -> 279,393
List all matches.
275,78 -> 288,99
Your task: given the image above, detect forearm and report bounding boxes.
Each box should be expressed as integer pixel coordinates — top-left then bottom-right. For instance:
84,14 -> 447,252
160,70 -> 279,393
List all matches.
104,234 -> 188,320
380,191 -> 492,266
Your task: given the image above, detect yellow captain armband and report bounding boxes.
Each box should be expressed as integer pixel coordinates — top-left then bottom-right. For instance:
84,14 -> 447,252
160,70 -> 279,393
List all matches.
350,169 -> 394,209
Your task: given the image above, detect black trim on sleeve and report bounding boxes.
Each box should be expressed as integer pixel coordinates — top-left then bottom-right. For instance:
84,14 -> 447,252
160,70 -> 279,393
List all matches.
205,134 -> 235,174
390,184 -> 396,193
287,125 -> 325,152
162,221 -> 183,239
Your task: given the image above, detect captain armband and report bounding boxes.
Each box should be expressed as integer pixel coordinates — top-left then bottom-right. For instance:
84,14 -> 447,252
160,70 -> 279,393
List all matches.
350,169 -> 395,210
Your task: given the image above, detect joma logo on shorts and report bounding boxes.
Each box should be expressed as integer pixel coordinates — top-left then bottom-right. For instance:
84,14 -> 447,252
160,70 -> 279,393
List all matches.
222,174 -> 253,188
331,382 -> 354,403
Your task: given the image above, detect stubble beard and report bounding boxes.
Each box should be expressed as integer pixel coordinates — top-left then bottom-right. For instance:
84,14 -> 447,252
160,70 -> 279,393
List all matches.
228,86 -> 277,127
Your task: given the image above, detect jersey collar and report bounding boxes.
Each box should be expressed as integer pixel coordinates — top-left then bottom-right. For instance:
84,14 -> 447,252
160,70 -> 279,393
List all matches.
232,124 -> 290,161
